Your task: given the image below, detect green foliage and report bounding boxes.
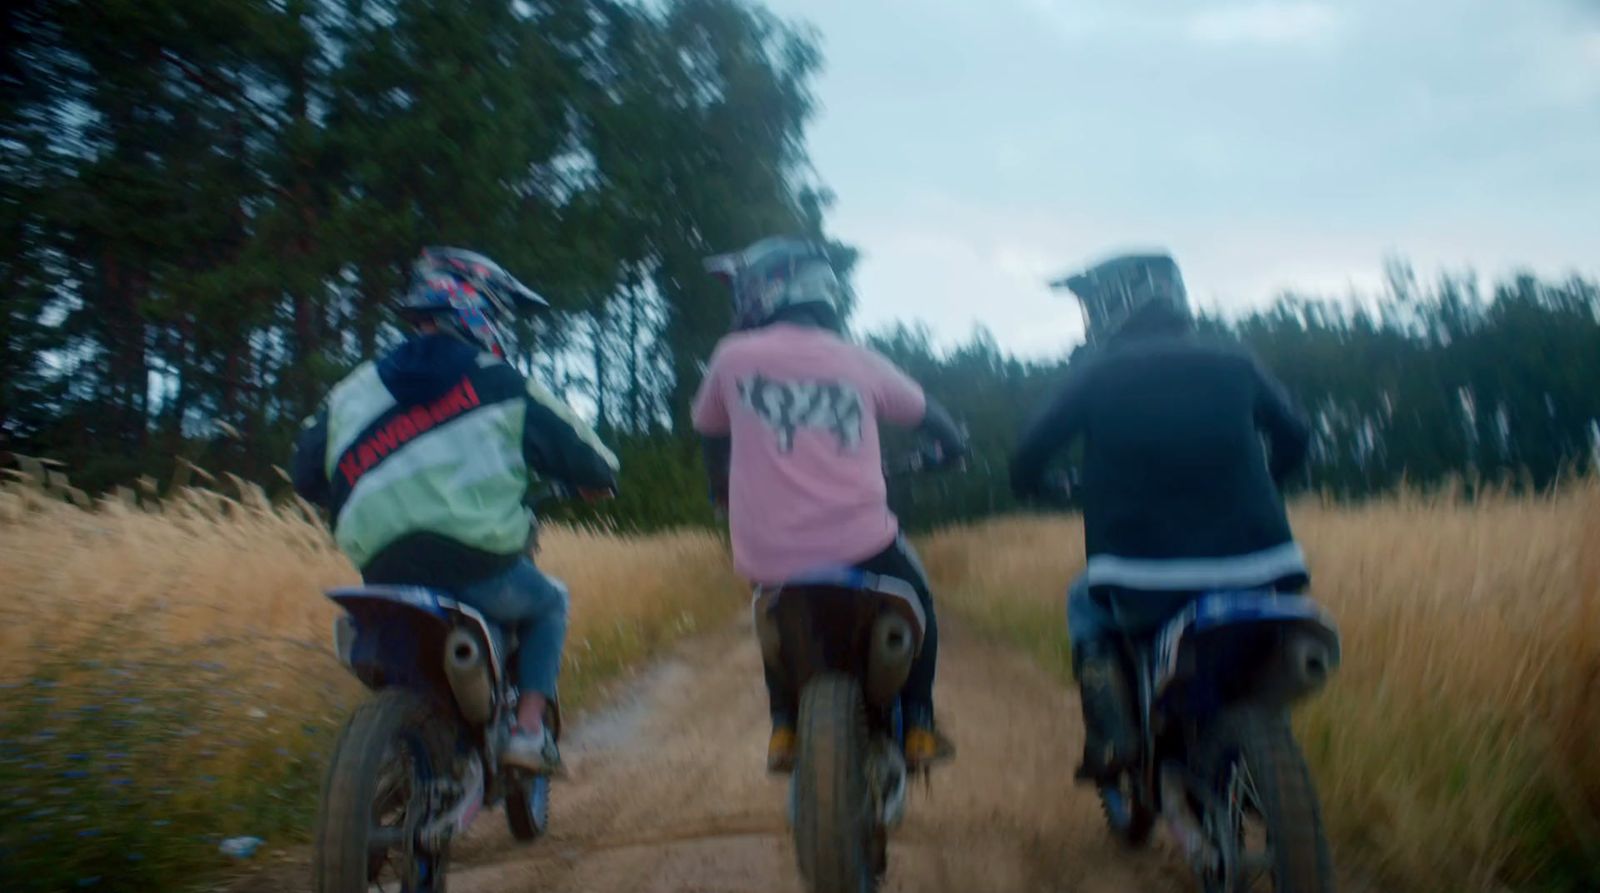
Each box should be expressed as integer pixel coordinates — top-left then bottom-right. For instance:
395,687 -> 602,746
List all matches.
868,272 -> 1600,528
0,637 -> 351,893
870,323 -> 1069,529
2,0 -> 843,491
3,1 -> 1595,527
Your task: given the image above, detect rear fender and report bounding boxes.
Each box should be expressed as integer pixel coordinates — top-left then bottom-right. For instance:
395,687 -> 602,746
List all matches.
752,569 -> 924,709
326,586 -> 510,694
1151,591 -> 1341,710
752,568 -> 925,663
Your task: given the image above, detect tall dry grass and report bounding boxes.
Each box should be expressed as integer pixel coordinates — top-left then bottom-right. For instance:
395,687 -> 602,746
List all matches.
0,466 -> 743,892
919,481 -> 1600,891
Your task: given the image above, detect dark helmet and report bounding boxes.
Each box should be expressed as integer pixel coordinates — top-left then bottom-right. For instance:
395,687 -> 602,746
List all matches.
704,236 -> 843,331
400,247 -> 548,357
1050,252 -> 1190,345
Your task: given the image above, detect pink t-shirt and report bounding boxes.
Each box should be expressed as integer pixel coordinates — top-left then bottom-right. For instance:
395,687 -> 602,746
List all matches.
691,324 -> 927,584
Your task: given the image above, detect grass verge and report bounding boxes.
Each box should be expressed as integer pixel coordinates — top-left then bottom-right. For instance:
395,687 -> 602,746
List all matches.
918,481 -> 1600,892
0,471 -> 742,892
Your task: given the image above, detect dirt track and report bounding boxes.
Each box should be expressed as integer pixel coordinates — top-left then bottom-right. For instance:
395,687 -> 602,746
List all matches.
238,618 -> 1195,893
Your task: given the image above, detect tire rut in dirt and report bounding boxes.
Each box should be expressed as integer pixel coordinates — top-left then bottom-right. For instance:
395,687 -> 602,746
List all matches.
793,672 -> 875,893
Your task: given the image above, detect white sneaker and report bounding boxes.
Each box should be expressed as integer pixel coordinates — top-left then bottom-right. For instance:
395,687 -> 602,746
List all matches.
502,726 -> 560,773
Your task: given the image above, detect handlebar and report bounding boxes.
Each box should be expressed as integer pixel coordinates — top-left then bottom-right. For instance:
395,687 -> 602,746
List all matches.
528,480 -> 614,511
883,441 -> 967,478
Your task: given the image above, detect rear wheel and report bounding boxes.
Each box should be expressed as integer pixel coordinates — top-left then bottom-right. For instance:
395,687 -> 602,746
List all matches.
792,673 -> 877,893
1196,708 -> 1334,893
315,690 -> 456,893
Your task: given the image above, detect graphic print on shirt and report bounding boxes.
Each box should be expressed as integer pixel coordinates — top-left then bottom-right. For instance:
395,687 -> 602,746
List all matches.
737,374 -> 864,453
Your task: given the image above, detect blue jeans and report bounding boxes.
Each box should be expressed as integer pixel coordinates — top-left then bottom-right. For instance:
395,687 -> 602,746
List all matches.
454,558 -> 569,699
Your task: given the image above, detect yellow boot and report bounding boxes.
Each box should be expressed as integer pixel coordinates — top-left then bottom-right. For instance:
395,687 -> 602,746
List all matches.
904,722 -> 955,768
767,725 -> 797,774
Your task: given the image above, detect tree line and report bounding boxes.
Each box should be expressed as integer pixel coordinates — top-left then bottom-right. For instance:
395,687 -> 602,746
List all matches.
4,1 -> 1596,530
880,266 -> 1600,529
2,0 -> 849,519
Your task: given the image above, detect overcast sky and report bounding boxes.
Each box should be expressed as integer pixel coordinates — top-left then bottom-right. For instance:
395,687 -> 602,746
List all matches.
761,0 -> 1600,355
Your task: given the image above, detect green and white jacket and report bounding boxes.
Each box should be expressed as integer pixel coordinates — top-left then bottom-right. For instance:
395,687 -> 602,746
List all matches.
293,334 -> 618,588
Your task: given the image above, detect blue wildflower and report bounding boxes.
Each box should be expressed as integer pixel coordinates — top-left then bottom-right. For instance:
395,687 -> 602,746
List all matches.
62,769 -> 89,779
75,876 -> 100,888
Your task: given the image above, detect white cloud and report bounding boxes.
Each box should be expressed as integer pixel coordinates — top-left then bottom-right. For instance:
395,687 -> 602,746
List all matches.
1185,2 -> 1342,47
770,0 -> 1600,355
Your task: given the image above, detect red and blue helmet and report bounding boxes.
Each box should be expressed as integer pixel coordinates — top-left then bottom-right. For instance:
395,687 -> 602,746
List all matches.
401,247 -> 548,357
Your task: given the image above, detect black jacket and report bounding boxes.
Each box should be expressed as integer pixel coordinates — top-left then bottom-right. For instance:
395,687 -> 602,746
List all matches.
1010,331 -> 1311,591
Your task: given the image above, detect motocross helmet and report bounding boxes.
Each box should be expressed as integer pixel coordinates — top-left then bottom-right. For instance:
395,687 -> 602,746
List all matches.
400,247 -> 549,357
1050,252 -> 1190,346
704,236 -> 842,332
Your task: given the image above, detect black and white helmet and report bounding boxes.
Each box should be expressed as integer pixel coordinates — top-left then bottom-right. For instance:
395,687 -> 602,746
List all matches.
704,236 -> 842,331
1050,252 -> 1190,345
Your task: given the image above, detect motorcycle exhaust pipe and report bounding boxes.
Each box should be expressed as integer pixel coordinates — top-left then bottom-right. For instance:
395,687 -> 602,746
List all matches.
1277,630 -> 1336,701
442,628 -> 495,725
866,613 -> 917,706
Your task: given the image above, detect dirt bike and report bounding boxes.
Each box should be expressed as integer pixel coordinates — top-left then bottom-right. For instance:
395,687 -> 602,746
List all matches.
312,483 -> 587,893
754,569 -> 924,893
1094,588 -> 1342,893
751,448 -> 952,893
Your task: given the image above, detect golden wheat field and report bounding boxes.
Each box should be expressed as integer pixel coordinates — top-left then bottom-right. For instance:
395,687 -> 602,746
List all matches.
3,468 -> 1598,892
0,469 -> 745,890
921,480 -> 1600,891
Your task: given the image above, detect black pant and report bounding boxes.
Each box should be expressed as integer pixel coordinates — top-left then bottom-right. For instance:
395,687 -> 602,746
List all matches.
764,536 -> 939,726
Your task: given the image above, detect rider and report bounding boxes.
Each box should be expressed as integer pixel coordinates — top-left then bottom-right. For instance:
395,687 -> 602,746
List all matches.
690,236 -> 968,772
1009,252 -> 1311,782
292,247 -> 620,773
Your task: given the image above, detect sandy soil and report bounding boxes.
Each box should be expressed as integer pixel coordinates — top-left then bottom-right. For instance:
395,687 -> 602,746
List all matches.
234,618 -> 1214,893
